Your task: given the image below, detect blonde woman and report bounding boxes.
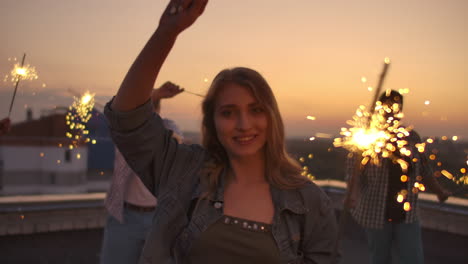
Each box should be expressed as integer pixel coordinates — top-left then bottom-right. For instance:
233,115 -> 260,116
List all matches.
105,0 -> 338,263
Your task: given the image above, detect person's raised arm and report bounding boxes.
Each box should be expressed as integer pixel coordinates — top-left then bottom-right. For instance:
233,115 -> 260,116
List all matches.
111,0 -> 208,112
105,0 -> 208,197
151,81 -> 185,113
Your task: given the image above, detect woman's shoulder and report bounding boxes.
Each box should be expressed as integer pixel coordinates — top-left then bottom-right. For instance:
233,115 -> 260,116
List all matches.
296,181 -> 333,215
275,181 -> 333,216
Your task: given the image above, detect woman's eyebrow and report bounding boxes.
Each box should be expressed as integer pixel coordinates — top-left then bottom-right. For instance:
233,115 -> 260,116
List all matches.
217,104 -> 237,109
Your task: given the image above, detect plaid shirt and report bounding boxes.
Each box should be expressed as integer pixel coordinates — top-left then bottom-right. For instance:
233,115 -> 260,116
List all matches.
104,118 -> 182,223
346,131 -> 430,229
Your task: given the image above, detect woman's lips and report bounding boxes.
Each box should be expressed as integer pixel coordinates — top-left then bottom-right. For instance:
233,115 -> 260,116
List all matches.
233,135 -> 257,145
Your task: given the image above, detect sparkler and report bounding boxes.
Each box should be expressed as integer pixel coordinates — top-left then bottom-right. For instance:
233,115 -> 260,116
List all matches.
368,57 -> 390,113
333,103 -> 411,167
334,58 -> 410,168
331,59 -> 427,261
7,53 -> 39,117
184,89 -> 204,98
67,88 -> 105,110
334,58 -> 428,213
65,91 -> 97,149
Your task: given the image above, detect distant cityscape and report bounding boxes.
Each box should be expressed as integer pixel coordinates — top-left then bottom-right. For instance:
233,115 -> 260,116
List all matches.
0,109 -> 467,199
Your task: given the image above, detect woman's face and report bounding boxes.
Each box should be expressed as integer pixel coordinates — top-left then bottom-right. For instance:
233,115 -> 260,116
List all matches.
214,83 -> 268,161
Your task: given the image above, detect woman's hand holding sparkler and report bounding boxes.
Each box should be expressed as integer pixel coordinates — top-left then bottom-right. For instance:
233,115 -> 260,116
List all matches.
111,0 -> 208,112
158,0 -> 209,38
0,117 -> 11,136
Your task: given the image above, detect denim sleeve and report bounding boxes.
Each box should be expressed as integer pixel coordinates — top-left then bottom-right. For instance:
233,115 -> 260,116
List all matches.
104,98 -> 205,198
302,187 -> 339,264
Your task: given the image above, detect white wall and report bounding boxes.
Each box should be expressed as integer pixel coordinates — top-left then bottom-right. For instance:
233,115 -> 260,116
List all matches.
0,146 -> 88,172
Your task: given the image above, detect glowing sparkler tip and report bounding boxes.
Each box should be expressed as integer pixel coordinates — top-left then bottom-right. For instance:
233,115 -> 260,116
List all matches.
424,100 -> 430,105
384,57 -> 391,64
336,102 -> 412,172
10,62 -> 38,82
15,67 -> 27,76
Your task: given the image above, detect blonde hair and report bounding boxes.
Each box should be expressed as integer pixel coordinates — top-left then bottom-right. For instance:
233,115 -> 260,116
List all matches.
201,67 -> 309,195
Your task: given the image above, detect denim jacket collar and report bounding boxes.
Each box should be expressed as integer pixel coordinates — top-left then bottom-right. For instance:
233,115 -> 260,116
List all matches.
207,168 -> 308,215
204,168 -> 226,203
271,185 -> 309,215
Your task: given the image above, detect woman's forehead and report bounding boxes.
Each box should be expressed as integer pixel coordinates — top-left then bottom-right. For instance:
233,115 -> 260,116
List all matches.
215,83 -> 258,106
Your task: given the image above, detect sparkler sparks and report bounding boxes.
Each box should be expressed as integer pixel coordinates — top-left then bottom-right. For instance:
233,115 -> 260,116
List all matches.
10,63 -> 38,82
336,59 -> 430,212
6,53 -> 39,117
334,102 -> 430,210
65,91 -> 97,148
333,103 -> 411,167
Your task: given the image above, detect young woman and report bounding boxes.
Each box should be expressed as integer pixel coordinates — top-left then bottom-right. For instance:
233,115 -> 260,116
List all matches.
105,1 -> 338,263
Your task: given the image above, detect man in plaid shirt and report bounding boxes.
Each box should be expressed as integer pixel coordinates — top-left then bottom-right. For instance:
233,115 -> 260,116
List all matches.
345,90 -> 450,264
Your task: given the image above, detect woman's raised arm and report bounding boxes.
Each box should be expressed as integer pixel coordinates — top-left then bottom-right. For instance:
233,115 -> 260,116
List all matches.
111,0 -> 208,112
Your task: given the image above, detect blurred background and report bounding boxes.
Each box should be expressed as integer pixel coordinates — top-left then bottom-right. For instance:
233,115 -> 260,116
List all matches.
1,0 -> 467,263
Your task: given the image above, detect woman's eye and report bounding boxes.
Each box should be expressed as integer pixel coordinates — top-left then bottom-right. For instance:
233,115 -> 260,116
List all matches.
252,107 -> 264,113
220,110 -> 232,117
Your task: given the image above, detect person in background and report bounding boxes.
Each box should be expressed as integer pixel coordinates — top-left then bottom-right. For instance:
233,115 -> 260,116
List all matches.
100,82 -> 183,264
345,90 -> 451,264
105,0 -> 338,263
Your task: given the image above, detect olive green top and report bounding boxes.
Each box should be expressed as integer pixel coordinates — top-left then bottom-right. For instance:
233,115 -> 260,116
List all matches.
188,215 -> 281,264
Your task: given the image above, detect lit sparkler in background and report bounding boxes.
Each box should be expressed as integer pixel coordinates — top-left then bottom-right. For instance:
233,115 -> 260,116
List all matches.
7,53 -> 39,117
333,58 -> 410,167
334,58 -> 428,211
65,91 -> 97,149
10,60 -> 38,83
333,103 -> 411,168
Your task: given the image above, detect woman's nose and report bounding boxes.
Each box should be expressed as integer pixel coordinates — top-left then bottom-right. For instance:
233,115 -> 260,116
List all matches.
236,112 -> 252,131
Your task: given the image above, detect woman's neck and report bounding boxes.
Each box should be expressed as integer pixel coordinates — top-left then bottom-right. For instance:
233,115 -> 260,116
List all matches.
228,154 -> 266,185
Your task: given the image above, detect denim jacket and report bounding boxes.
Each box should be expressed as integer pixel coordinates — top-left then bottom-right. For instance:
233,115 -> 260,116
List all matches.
105,99 -> 338,264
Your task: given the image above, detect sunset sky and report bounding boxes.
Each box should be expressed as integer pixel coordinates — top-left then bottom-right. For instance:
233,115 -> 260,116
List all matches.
1,0 -> 467,139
